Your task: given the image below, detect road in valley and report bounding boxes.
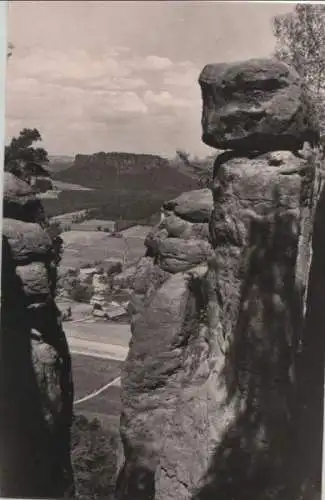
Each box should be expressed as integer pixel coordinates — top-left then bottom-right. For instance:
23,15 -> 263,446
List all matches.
65,320 -> 130,405
65,320 -> 131,361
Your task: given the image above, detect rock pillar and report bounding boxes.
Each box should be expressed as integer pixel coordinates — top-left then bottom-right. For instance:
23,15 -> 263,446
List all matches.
0,172 -> 74,498
116,58 -> 323,500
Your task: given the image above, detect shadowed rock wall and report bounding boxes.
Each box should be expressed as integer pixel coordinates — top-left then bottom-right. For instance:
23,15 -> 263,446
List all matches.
0,172 -> 74,498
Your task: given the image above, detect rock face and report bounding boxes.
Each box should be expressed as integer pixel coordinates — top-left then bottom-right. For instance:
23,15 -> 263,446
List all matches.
0,172 -> 74,498
199,58 -> 319,151
117,59 -> 324,500
90,272 -> 110,309
3,171 -> 46,223
163,189 -> 213,223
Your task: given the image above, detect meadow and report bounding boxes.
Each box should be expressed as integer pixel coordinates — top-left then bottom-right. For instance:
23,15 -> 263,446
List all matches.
59,227 -> 149,269
72,353 -> 122,432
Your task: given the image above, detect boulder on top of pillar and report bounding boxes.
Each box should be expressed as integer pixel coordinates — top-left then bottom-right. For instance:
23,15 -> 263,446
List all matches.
199,58 -> 319,152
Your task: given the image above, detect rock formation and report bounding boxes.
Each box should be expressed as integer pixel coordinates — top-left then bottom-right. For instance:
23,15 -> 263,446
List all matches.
116,58 -> 324,500
199,58 -> 319,152
91,272 -> 111,309
0,172 -> 74,498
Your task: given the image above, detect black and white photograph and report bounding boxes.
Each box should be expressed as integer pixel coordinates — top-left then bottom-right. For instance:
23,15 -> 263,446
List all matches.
0,1 -> 324,499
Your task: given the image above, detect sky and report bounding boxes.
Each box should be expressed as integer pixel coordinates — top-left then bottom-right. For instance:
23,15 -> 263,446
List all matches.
5,1 -> 294,159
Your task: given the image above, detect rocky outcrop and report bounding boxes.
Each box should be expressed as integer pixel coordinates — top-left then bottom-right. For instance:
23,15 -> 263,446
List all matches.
112,263 -> 139,297
3,171 -> 46,223
117,58 -> 324,500
0,172 -> 74,498
144,189 -> 213,274
163,189 -> 213,223
199,58 -> 319,151
90,272 -> 111,309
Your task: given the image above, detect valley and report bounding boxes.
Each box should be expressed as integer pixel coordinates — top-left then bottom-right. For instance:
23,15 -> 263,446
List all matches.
57,300 -> 131,431
72,353 -> 123,432
3,3 -> 324,499
46,151 -> 210,441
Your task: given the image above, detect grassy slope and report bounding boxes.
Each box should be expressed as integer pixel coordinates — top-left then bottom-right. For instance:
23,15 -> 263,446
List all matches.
59,229 -> 146,268
72,354 -> 122,400
72,354 -> 122,432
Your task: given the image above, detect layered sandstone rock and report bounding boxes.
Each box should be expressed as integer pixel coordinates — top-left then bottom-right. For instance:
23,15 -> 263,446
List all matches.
145,189 -> 213,274
163,189 -> 213,223
199,58 -> 319,151
0,172 -> 74,498
3,171 -> 46,223
117,59 -> 323,500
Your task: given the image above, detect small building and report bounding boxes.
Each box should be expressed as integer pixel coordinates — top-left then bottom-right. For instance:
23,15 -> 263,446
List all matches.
104,302 -> 127,320
79,267 -> 98,284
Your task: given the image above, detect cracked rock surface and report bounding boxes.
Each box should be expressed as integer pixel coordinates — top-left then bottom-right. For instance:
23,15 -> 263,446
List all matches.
0,172 -> 74,498
117,58 -> 324,500
199,58 -> 319,152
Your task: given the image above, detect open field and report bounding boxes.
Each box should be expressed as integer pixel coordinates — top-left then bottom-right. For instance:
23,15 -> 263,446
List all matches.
59,229 -> 147,269
72,354 -> 122,401
57,299 -> 93,320
70,219 -> 116,232
72,353 -> 123,431
64,305 -> 131,360
66,320 -> 131,348
51,210 -> 94,225
69,336 -> 128,361
42,187 -> 177,220
119,224 -> 151,238
60,230 -> 126,268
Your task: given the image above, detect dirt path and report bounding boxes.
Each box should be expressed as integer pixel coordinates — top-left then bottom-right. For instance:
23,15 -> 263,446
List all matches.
64,317 -> 131,361
65,320 -> 131,346
65,317 -> 130,408
74,376 -> 121,405
68,336 -> 128,361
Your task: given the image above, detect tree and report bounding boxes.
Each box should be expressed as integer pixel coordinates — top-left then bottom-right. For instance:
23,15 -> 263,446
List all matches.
273,4 -> 325,130
5,128 -> 49,180
174,149 -> 214,188
71,414 -> 118,500
176,148 -> 191,166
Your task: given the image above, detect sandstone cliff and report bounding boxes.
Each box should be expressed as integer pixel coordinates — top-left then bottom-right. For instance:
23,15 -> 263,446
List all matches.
116,59 -> 324,500
0,172 -> 74,498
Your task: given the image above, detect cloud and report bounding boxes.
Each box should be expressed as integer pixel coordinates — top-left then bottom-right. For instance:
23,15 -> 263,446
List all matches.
6,1 -> 293,157
87,90 -> 148,121
6,79 -> 148,126
6,48 -> 180,96
7,47 -> 148,91
163,61 -> 200,87
143,90 -> 191,110
6,46 -> 200,126
131,55 -> 173,71
5,44 -> 208,156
